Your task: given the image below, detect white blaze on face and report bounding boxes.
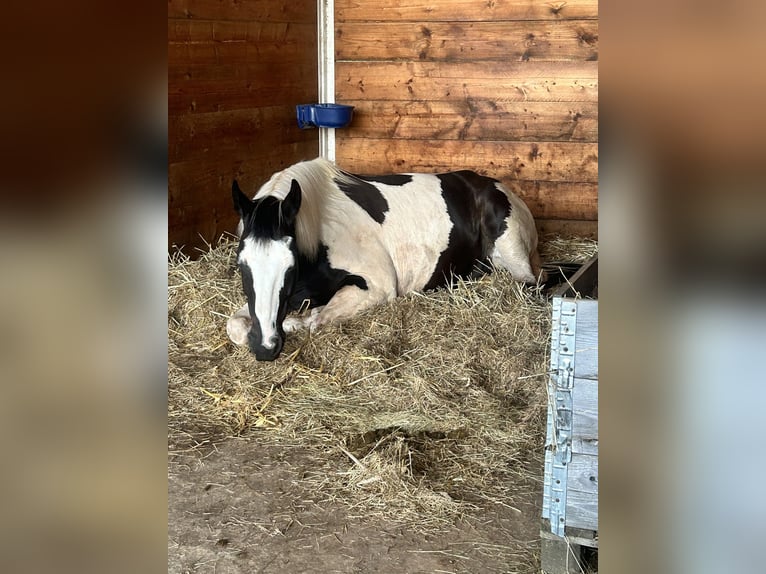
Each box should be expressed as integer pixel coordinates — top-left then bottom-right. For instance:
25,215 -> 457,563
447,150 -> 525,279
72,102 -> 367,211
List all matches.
237,236 -> 294,349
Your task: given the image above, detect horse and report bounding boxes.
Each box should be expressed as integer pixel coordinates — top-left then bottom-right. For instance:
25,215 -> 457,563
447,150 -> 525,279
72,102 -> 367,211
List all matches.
226,158 -> 544,360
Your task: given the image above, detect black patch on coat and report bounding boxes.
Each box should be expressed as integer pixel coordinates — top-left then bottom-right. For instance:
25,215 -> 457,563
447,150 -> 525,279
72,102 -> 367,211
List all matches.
424,171 -> 512,290
335,172 -> 390,224
357,173 -> 413,186
288,244 -> 368,311
239,263 -> 256,318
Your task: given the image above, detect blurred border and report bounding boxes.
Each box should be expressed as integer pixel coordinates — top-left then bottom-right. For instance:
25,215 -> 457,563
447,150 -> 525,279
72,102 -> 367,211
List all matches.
0,2 -> 167,573
601,1 -> 766,573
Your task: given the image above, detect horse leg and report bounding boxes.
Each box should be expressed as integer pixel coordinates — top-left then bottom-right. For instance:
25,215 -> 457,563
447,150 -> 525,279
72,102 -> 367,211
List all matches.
306,283 -> 395,331
282,307 -> 323,334
490,224 -> 545,284
226,303 -> 251,346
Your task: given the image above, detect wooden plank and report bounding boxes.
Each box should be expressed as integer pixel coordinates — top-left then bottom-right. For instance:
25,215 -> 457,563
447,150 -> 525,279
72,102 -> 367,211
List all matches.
336,61 -> 598,103
573,300 -> 598,379
169,58 -> 316,84
168,19 -> 312,43
169,140 -> 319,210
335,139 -> 598,183
551,254 -> 598,297
541,527 -> 598,548
336,20 -> 598,62
566,488 -> 598,531
169,62 -> 318,115
168,0 -> 316,23
537,219 -> 598,239
169,106 -> 308,164
169,140 -> 319,252
567,454 -> 598,496
336,0 -> 599,22
512,181 -> 598,221
168,20 -> 316,66
339,100 -> 598,142
571,437 -> 598,456
572,378 -> 598,441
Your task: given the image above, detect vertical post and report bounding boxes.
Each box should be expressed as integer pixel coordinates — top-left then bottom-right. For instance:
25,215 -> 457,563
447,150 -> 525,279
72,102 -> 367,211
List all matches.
318,0 -> 335,161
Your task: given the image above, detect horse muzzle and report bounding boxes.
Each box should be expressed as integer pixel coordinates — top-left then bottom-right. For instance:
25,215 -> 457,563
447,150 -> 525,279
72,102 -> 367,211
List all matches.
247,331 -> 284,361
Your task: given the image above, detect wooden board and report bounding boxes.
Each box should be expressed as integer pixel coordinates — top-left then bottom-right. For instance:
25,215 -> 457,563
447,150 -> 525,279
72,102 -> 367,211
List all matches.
169,139 -> 319,251
336,0 -> 599,22
169,60 -> 317,115
170,106 -> 307,164
339,100 -> 598,142
334,1 -> 598,228
551,254 -> 598,298
515,181 -> 597,221
573,300 -> 598,380
566,454 -> 599,530
571,436 -> 598,456
336,20 -> 598,62
169,20 -> 316,67
337,61 -> 598,103
335,139 -> 598,182
168,0 -> 318,252
566,454 -> 598,495
168,0 -> 316,23
572,378 -> 598,441
538,219 -> 598,239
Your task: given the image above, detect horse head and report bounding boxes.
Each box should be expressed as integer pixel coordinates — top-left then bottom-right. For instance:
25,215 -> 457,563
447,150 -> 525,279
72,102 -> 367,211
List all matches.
232,178 -> 302,360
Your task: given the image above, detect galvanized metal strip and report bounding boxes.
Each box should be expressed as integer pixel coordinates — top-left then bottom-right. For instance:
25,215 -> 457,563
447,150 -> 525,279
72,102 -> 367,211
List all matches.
546,297 -> 578,536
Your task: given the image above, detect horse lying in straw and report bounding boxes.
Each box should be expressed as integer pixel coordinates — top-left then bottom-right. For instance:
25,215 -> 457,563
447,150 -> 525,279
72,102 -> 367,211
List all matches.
227,158 -> 544,360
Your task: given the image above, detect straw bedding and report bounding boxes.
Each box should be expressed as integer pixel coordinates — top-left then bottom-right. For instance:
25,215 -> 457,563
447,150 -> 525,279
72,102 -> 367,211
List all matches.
168,234 -> 597,531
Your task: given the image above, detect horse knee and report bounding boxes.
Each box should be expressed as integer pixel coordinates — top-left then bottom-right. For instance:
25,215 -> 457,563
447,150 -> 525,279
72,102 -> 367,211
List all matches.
282,315 -> 312,334
226,315 -> 251,346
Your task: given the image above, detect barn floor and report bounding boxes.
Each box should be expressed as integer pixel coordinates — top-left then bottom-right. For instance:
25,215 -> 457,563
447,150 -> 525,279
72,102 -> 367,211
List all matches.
168,235 -> 597,574
169,440 -> 540,573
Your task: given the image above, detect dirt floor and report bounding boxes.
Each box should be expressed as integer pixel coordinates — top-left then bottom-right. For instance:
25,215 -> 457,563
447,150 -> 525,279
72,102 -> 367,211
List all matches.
169,439 -> 541,573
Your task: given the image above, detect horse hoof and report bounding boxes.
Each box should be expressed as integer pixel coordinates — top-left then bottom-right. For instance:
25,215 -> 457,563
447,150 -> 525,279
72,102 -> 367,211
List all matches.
226,317 -> 251,346
282,317 -> 307,334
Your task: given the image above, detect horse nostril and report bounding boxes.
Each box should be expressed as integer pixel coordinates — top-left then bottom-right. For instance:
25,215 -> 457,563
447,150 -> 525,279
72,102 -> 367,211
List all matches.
250,335 -> 284,361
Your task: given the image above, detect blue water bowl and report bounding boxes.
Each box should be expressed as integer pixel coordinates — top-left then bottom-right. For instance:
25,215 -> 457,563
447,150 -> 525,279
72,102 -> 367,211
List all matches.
296,103 -> 354,129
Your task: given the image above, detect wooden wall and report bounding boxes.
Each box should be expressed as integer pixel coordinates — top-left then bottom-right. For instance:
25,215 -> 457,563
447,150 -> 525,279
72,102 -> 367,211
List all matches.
169,0 -> 319,252
334,0 -> 598,236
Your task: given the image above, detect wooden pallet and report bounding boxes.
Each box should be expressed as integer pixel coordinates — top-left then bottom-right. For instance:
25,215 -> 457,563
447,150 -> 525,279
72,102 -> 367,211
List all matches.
541,254 -> 598,573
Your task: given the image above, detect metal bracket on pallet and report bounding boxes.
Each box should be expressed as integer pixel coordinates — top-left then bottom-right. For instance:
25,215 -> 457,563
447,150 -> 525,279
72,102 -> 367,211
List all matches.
543,298 -> 577,537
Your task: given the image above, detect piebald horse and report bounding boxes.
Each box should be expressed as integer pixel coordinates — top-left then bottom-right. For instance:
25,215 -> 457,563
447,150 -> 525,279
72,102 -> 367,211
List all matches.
227,158 -> 543,360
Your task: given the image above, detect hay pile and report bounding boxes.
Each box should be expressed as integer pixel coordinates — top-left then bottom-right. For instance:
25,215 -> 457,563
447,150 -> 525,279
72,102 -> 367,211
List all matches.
168,234 -> 597,530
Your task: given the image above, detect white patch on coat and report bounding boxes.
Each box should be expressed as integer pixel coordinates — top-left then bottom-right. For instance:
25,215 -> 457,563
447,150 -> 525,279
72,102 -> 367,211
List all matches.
489,182 -> 539,283
237,237 -> 294,348
374,174 -> 453,294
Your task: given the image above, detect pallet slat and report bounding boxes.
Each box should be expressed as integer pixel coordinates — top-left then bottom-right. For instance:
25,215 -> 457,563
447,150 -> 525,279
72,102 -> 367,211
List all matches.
572,378 -> 598,441
566,454 -> 598,495
573,300 -> 598,380
566,488 -> 598,531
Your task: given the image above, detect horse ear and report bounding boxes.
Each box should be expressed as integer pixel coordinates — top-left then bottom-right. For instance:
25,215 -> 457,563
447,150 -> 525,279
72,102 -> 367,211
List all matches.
281,179 -> 302,227
232,180 -> 253,219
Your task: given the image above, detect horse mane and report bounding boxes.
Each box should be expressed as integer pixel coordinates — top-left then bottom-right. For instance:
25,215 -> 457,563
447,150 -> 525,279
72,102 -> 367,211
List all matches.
253,158 -> 345,261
